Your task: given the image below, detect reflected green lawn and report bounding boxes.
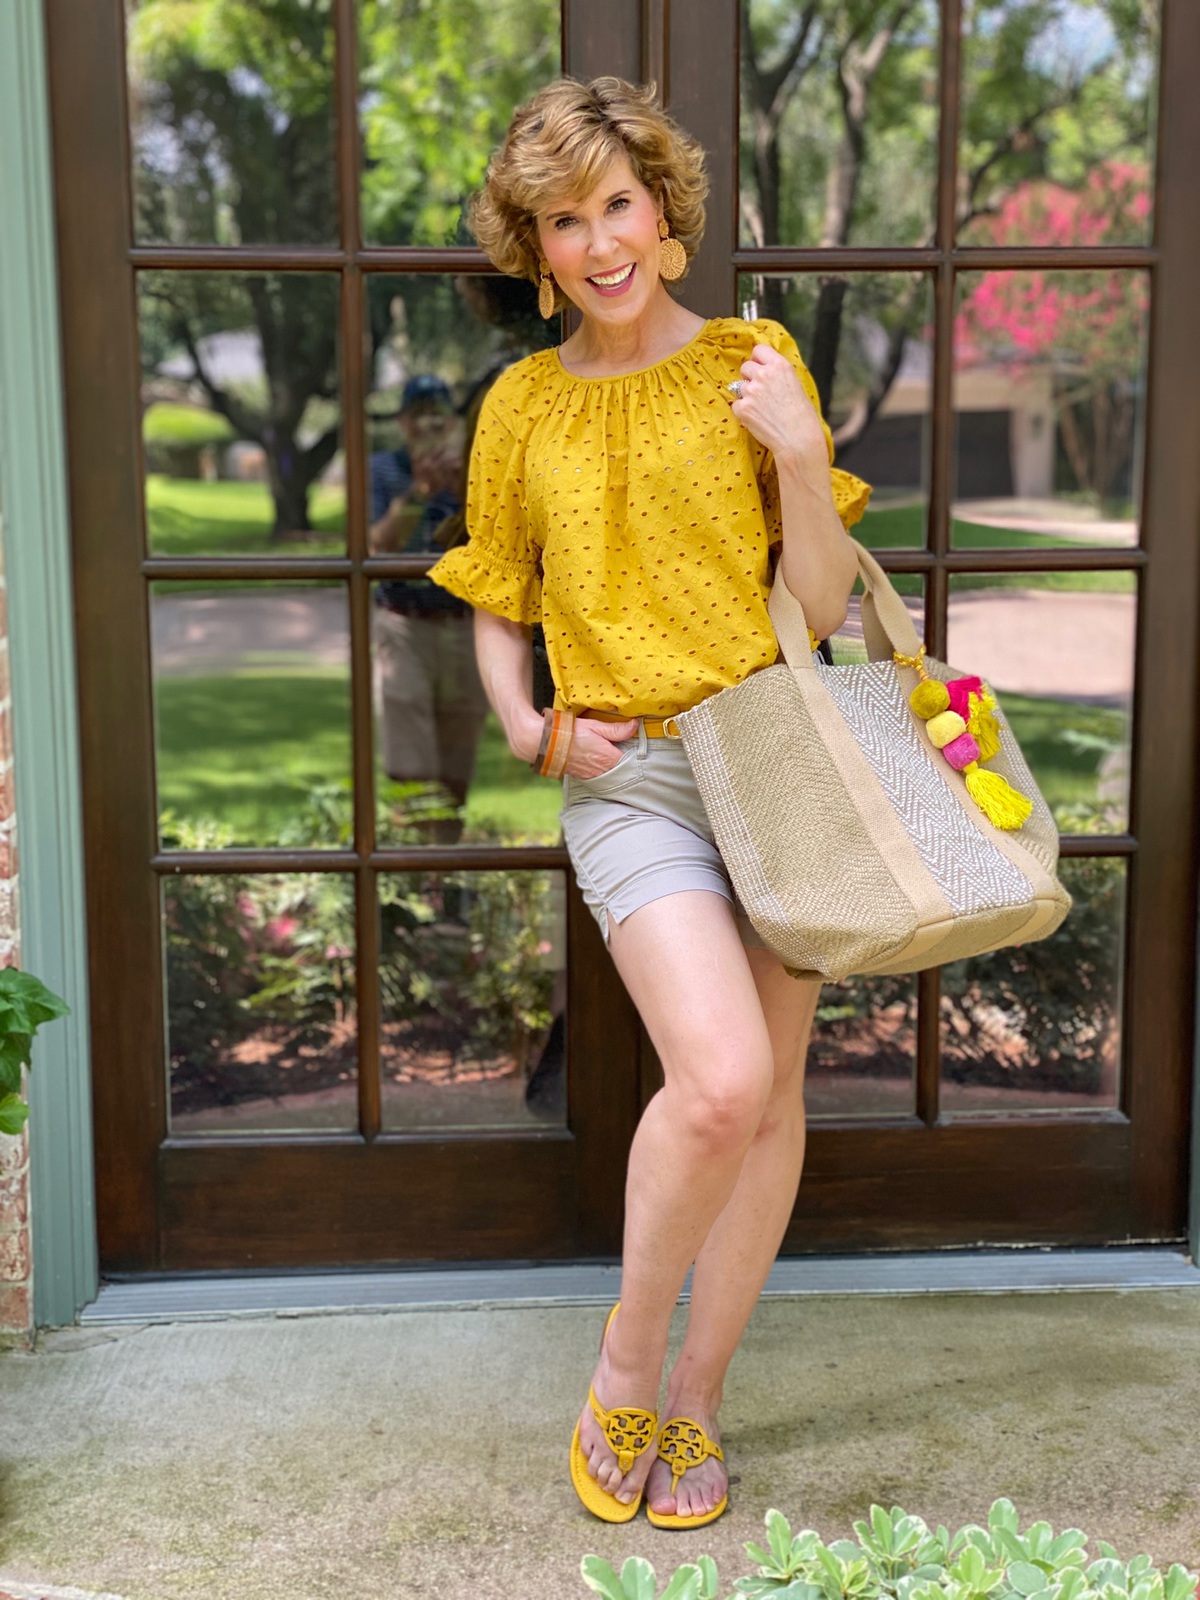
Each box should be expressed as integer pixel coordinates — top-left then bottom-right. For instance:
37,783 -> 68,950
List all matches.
146,475 -> 346,558
157,667 -> 1122,849
855,504 -> 1133,595
157,671 -> 560,847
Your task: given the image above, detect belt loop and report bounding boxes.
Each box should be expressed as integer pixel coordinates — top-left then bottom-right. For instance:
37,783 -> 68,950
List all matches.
637,717 -> 649,758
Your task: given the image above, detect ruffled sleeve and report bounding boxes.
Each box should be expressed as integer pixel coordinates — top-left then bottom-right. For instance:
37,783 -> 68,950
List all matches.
427,389 -> 542,625
748,319 -> 873,535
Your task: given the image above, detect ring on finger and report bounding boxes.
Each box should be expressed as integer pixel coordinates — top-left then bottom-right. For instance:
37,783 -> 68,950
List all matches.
726,379 -> 747,398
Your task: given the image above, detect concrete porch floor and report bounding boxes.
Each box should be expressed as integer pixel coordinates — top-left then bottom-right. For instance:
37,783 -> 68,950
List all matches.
2,1291 -> 1199,1600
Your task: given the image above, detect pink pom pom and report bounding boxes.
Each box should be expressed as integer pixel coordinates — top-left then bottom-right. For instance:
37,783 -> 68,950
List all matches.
942,731 -> 981,770
945,676 -> 983,719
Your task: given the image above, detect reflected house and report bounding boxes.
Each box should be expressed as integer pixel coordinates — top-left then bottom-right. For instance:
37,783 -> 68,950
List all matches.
837,331 -> 1056,503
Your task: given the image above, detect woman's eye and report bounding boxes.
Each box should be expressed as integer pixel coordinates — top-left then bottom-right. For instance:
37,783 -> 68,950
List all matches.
609,197 -> 629,212
554,216 -> 576,230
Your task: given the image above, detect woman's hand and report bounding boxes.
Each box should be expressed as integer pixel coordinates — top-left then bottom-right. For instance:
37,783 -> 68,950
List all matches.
565,717 -> 639,778
508,707 -> 638,776
730,343 -> 830,476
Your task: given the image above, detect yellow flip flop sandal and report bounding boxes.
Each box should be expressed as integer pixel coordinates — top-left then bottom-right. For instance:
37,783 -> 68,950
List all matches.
570,1304 -> 658,1524
646,1415 -> 728,1530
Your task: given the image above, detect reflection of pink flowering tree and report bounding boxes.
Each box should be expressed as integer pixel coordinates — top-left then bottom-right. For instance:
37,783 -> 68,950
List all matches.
957,163 -> 1150,506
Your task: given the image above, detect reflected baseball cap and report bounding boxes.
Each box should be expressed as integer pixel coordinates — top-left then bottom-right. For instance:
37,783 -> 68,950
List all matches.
399,373 -> 452,412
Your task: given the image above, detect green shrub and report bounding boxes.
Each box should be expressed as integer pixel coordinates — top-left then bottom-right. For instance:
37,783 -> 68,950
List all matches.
581,1501 -> 1199,1600
142,403 -> 234,449
0,968 -> 70,1135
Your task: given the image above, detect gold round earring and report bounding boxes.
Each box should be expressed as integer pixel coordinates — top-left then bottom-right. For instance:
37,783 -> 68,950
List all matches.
658,218 -> 687,281
537,260 -> 556,320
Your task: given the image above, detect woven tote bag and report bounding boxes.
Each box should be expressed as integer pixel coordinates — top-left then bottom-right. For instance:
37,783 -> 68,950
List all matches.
670,541 -> 1071,981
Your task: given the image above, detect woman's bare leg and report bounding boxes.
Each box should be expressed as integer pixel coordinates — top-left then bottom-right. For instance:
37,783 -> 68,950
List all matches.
576,890 -> 776,1506
645,949 -> 820,1519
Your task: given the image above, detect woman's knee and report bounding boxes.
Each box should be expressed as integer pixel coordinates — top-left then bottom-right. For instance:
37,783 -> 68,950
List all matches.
668,1049 -> 774,1154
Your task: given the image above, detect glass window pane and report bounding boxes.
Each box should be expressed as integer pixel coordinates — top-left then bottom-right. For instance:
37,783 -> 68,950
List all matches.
738,275 -> 932,551
947,571 -> 1134,831
165,872 -> 357,1134
959,0 -> 1160,247
953,268 -> 1148,550
941,857 -> 1125,1115
153,581 -> 352,849
740,2 -> 939,248
140,272 -> 345,555
379,869 -> 567,1132
808,975 -> 916,1118
127,1 -> 337,246
829,579 -> 925,667
358,0 -> 562,245
366,273 -> 560,845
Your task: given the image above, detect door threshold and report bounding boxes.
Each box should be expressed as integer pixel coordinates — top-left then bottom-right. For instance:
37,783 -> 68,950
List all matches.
78,1246 -> 1200,1326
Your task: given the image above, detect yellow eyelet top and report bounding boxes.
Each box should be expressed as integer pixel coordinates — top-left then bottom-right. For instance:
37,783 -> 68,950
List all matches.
429,316 -> 871,719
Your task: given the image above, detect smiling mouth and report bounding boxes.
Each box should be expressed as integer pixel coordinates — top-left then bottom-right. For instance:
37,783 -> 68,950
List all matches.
587,263 -> 635,289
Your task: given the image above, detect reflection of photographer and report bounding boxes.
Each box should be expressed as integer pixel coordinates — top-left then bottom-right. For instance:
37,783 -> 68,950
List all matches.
369,374 -> 488,828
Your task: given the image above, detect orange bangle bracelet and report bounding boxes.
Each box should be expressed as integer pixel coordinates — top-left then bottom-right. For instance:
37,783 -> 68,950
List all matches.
541,710 -> 575,779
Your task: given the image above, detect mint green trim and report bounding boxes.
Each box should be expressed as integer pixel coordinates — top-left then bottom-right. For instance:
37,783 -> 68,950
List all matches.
0,1 -> 98,1325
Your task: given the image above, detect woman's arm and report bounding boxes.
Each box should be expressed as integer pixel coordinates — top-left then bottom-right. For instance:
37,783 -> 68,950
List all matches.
473,609 -> 636,776
732,343 -> 858,640
474,609 -> 544,764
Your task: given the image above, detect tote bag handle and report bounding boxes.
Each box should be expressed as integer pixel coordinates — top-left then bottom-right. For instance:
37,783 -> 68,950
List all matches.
768,538 -> 922,670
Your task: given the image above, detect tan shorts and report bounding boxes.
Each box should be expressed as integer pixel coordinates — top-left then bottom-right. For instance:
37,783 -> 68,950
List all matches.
559,722 -> 764,948
373,608 -> 489,789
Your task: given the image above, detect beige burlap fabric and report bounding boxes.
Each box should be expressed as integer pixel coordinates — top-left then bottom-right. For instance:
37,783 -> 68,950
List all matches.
673,542 -> 1071,981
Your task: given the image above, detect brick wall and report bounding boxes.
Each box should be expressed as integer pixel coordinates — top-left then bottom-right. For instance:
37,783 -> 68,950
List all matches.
0,547 -> 31,1343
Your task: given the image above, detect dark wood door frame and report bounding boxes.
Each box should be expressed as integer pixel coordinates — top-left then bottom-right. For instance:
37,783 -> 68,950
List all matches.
45,0 -> 1199,1270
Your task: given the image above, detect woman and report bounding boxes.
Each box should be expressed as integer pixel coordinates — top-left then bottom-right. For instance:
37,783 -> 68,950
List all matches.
430,76 -> 870,1529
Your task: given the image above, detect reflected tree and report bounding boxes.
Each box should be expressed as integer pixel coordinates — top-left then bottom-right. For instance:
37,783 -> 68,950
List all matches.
131,0 -> 559,538
957,165 -> 1150,508
741,0 -> 1158,442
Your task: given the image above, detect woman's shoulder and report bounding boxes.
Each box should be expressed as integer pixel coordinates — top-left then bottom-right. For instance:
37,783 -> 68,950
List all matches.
473,346 -> 561,432
699,316 -> 800,360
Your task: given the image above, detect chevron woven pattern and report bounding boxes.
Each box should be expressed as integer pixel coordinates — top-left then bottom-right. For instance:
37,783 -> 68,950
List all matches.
817,660 -> 1034,914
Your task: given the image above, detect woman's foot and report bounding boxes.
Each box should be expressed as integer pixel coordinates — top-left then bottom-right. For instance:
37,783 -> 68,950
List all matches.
577,1319 -> 663,1506
645,1396 -> 728,1521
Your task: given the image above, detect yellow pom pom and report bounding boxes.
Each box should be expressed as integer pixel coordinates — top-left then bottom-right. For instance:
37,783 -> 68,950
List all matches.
807,628 -> 821,654
967,689 -> 1002,763
910,679 -> 950,720
925,710 -> 967,749
963,764 -> 1033,830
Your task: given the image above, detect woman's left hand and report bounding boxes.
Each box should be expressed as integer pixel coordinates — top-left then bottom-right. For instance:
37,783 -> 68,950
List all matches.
730,343 -> 830,469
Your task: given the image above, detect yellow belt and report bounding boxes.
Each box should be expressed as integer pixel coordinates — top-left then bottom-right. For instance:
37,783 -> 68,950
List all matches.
582,709 -> 682,739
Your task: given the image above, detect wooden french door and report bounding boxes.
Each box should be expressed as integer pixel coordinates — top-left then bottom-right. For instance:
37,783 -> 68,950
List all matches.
47,0 -> 1198,1273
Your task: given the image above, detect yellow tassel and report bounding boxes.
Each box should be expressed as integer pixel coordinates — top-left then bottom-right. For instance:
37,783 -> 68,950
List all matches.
963,763 -> 1033,830
967,689 -> 1002,763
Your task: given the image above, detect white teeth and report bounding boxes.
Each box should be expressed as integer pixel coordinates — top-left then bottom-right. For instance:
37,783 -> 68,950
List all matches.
589,264 -> 634,287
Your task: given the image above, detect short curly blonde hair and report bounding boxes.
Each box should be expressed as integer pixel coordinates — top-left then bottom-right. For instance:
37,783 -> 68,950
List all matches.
469,77 -> 708,310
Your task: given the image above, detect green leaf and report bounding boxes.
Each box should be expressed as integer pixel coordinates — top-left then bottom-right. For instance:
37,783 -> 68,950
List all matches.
990,1501 -> 1020,1536
696,1555 -> 720,1600
1013,1564 -> 1054,1594
580,1555 -> 628,1600
660,1566 -> 703,1600
745,1545 -> 774,1572
621,1556 -> 658,1600
1164,1567 -> 1198,1600
0,968 -> 70,1033
767,1511 -> 796,1571
0,1092 -> 28,1134
0,1038 -> 28,1094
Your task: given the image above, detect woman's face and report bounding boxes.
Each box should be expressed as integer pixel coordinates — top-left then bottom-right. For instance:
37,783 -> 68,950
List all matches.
535,153 -> 664,326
